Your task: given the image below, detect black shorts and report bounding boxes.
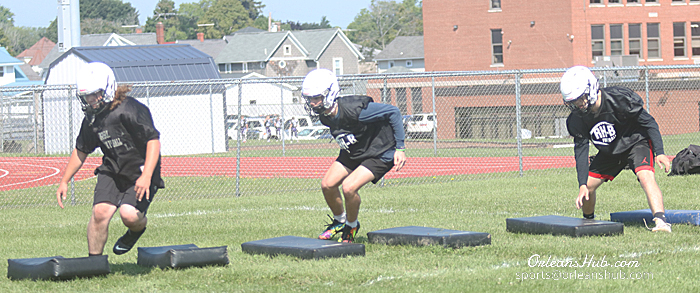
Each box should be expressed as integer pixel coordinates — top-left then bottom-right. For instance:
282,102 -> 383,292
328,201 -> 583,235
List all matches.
336,150 -> 395,184
94,174 -> 157,214
589,139 -> 655,181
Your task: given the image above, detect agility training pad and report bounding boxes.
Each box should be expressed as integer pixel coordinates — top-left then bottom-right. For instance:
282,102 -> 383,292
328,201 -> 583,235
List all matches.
367,226 -> 491,248
506,215 -> 623,237
610,209 -> 700,226
137,244 -> 229,269
7,255 -> 110,280
241,236 -> 365,259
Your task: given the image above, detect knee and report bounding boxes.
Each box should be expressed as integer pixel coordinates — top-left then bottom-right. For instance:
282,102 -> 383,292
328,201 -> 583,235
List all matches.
636,170 -> 656,185
92,205 -> 114,222
321,180 -> 339,192
341,184 -> 360,196
119,209 -> 144,226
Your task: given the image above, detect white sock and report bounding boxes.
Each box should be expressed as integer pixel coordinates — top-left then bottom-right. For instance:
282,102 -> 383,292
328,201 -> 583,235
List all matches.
334,212 -> 346,223
346,220 -> 358,228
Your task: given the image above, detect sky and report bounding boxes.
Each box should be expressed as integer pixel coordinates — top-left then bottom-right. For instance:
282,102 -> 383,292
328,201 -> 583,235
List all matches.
1,0 -> 373,29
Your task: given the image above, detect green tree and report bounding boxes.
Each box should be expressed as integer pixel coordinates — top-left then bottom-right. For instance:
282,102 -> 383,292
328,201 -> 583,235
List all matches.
285,16 -> 332,31
346,0 -> 422,58
80,0 -> 139,25
2,25 -> 47,55
198,0 -> 251,39
0,5 -> 14,26
240,0 -> 265,20
144,0 -> 196,42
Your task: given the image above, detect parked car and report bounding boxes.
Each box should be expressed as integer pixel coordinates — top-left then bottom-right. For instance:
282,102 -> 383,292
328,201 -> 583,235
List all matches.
405,113 -> 435,138
293,126 -> 330,140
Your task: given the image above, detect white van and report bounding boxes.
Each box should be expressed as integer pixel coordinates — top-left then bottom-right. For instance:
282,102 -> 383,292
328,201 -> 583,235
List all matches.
405,113 -> 435,138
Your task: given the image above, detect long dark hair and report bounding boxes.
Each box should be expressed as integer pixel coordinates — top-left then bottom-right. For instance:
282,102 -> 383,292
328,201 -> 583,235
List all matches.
109,84 -> 132,110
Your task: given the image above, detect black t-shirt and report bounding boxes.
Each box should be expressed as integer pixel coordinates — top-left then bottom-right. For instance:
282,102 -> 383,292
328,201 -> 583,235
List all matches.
566,86 -> 664,186
76,96 -> 164,188
319,95 -> 395,161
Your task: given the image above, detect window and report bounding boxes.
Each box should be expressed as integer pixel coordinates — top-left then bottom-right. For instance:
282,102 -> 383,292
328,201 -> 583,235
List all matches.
284,45 -> 291,55
0,66 -> 4,77
674,22 -> 686,57
609,0 -> 620,3
333,57 -> 343,75
218,63 -> 232,73
610,24 -> 623,55
490,0 -> 501,9
629,23 -> 642,58
646,0 -> 657,2
406,60 -> 413,67
692,22 -> 700,56
411,87 -> 423,113
388,61 -> 395,68
627,0 -> 639,3
590,0 -> 601,4
647,23 -> 660,58
491,29 -> 503,64
671,0 -> 684,2
591,25 -> 605,58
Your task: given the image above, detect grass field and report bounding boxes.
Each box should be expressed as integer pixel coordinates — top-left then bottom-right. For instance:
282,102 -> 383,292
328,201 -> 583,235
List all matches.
1,169 -> 699,292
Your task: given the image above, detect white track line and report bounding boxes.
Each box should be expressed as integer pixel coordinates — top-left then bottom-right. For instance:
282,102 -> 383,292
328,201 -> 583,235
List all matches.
0,162 -> 60,188
0,169 -> 8,178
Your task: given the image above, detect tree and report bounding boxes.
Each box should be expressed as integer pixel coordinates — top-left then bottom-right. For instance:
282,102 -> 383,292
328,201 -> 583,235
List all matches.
198,0 -> 251,39
346,0 -> 422,58
285,16 -> 332,31
0,5 -> 14,26
2,25 -> 48,55
144,0 -> 197,42
240,0 -> 265,20
80,0 -> 139,25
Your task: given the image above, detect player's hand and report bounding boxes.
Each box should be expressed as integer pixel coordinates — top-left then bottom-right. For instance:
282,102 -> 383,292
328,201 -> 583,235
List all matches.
656,154 -> 671,173
575,185 -> 589,209
56,182 -> 68,209
394,150 -> 407,172
134,175 -> 151,202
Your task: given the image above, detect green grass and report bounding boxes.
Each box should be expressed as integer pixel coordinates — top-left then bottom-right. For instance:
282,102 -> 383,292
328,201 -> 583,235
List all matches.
1,170 -> 699,292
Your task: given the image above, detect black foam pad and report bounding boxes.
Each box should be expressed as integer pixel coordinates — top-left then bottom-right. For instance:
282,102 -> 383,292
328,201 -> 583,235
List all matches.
610,209 -> 700,225
367,226 -> 491,248
137,244 -> 229,269
7,255 -> 110,280
241,236 -> 365,259
506,215 -> 623,237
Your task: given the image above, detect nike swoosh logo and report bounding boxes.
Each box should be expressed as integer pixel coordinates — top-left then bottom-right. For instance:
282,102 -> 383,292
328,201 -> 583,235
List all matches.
114,245 -> 128,251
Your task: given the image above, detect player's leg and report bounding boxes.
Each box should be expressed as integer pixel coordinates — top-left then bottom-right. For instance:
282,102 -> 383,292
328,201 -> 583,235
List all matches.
318,158 -> 352,240
87,202 -> 118,255
113,184 -> 157,254
630,140 -> 670,232
582,176 -> 604,218
585,153 -> 624,219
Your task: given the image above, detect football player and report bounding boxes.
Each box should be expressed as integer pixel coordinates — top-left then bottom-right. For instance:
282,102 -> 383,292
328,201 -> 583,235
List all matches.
56,62 -> 165,255
561,66 -> 671,232
302,69 -> 407,243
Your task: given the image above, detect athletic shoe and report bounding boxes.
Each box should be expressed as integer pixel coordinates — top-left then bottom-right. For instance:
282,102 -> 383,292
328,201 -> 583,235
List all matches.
340,221 -> 360,243
113,227 -> 146,255
319,215 -> 346,240
651,217 -> 672,233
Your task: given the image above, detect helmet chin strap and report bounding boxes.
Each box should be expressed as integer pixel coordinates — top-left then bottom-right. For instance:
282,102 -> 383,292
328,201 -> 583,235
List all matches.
322,103 -> 337,116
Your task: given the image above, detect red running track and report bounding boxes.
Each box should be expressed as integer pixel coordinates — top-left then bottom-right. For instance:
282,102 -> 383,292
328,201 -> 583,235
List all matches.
1,156 -> 575,191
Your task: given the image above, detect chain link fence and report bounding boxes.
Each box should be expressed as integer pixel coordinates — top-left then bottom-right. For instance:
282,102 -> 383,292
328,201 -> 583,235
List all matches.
2,65 -> 699,208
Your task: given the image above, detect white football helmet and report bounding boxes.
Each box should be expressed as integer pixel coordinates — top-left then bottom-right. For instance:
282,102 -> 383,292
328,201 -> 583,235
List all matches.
76,62 -> 117,115
301,69 -> 340,115
560,66 -> 599,114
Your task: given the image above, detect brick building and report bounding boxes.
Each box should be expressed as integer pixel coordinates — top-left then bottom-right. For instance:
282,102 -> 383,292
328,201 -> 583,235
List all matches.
423,0 -> 700,71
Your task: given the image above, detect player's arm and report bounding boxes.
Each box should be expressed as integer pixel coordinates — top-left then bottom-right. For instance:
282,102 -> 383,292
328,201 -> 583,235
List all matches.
135,139 -> 160,201
573,136 -> 591,209
358,103 -> 407,170
56,149 -> 88,208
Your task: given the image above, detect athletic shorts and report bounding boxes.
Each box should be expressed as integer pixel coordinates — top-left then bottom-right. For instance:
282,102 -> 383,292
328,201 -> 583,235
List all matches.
589,139 -> 655,182
93,173 -> 157,214
336,150 -> 395,184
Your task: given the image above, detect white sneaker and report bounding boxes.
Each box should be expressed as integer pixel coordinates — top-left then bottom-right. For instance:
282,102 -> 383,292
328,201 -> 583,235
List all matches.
651,217 -> 672,233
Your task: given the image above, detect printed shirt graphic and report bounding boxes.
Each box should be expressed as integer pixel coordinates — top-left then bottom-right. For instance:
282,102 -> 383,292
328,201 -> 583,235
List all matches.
589,121 -> 616,146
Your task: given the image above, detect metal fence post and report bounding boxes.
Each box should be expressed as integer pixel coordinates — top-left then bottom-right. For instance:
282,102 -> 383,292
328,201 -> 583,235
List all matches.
430,76 -> 438,156
236,80 -> 243,197
0,93 -> 4,153
281,84 -> 286,156
644,66 -> 650,114
69,87 -> 76,205
515,72 -> 523,177
209,83 -> 215,154
33,88 -> 39,154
